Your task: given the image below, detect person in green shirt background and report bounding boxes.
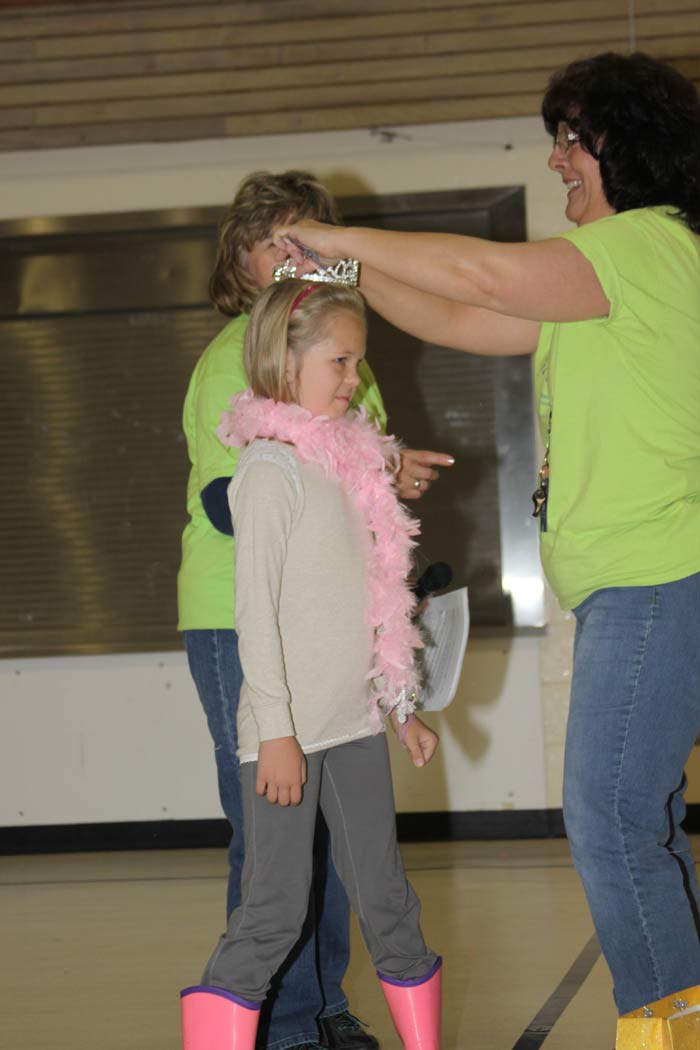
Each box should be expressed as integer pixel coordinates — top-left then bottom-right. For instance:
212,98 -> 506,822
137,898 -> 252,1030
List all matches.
275,53 -> 700,1050
177,170 -> 453,1050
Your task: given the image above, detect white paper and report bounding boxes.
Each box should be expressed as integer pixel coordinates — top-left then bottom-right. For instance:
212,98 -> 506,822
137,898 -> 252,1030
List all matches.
417,587 -> 470,712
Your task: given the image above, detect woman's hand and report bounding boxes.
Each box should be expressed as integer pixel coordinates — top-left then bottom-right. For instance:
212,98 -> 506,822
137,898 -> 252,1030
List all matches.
256,736 -> 307,806
391,713 -> 439,767
397,448 -> 454,500
274,219 -> 349,266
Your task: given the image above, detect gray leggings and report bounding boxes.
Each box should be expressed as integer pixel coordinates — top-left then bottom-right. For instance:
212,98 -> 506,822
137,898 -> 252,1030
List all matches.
202,733 -> 438,1001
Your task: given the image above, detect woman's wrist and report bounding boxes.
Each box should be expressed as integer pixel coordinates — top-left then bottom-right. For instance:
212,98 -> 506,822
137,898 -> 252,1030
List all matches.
328,223 -> 355,262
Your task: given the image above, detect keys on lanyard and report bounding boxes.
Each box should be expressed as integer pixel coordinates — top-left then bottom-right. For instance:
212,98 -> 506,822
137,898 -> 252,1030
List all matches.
532,411 -> 551,532
532,463 -> 549,531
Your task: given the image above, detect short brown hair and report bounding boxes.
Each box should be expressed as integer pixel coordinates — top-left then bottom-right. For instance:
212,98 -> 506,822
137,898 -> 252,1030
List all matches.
244,279 -> 366,403
209,170 -> 341,317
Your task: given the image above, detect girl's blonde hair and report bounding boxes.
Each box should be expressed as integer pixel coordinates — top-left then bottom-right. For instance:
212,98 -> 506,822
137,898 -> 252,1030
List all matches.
209,170 -> 341,317
244,280 -> 366,403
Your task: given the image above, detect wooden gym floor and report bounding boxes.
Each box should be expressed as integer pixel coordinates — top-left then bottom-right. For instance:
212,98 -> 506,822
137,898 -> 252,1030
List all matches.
3,836 -> 663,1050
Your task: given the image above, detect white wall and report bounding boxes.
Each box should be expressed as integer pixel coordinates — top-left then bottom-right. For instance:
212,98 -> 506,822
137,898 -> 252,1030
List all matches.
1,115 -> 573,828
0,636 -> 546,826
0,116 -> 560,237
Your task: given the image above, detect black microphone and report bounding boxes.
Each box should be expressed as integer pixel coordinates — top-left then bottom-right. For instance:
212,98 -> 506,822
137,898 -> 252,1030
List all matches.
411,562 -> 453,602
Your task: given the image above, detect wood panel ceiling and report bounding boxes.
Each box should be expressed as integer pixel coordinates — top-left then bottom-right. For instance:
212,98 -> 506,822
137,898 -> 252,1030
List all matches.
1,0 -> 699,152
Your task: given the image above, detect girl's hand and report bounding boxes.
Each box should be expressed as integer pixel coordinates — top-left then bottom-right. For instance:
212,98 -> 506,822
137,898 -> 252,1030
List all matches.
391,714 -> 439,768
273,219 -> 348,266
256,736 -> 307,806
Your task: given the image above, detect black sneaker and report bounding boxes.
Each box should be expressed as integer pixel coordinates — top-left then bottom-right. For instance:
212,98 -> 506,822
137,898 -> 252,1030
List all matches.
318,1011 -> 380,1050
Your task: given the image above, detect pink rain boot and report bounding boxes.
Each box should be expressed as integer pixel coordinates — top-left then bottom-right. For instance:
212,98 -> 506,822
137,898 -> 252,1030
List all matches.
180,985 -> 261,1050
378,957 -> 442,1049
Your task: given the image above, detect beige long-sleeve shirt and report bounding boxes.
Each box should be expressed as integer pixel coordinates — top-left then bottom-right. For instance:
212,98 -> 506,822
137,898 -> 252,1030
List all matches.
228,439 -> 379,763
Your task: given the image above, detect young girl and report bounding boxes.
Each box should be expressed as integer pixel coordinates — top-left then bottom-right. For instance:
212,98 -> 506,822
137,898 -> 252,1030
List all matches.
180,279 -> 442,1050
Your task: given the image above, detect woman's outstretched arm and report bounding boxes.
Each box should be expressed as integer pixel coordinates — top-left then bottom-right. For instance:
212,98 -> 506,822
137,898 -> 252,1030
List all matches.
361,265 -> 541,356
276,220 -> 609,324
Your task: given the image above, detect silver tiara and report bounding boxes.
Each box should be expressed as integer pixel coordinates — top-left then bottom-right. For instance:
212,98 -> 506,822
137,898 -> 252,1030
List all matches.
272,239 -> 359,286
273,257 -> 359,286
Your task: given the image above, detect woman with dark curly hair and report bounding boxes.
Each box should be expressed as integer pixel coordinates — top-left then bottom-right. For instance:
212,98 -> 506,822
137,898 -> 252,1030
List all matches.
276,52 -> 700,1049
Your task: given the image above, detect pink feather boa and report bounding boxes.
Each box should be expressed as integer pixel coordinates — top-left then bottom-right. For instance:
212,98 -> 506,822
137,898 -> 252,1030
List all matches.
218,390 -> 422,725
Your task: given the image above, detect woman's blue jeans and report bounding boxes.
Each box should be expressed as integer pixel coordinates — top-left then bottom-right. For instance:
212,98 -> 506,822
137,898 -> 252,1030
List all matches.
184,629 -> 350,1050
563,572 -> 700,1015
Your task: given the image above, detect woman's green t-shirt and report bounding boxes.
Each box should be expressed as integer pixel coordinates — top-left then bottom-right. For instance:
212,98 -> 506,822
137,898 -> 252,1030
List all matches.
534,206 -> 700,609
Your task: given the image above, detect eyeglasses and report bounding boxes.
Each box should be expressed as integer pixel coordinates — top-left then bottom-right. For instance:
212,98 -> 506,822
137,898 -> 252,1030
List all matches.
552,128 -> 580,153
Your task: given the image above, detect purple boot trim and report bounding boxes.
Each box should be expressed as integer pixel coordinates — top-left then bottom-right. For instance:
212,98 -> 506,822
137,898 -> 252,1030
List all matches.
180,985 -> 261,1011
377,956 -> 442,988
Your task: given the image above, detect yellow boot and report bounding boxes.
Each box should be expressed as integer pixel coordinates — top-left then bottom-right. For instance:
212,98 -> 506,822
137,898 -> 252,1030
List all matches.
616,985 -> 700,1049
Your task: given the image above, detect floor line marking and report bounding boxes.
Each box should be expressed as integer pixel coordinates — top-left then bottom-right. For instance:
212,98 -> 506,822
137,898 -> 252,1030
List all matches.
511,933 -> 601,1049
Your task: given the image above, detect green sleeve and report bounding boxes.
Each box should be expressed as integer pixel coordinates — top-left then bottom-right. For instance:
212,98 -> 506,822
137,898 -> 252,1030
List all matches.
192,374 -> 245,492
558,214 -> 633,325
354,358 -> 387,434
188,317 -> 251,492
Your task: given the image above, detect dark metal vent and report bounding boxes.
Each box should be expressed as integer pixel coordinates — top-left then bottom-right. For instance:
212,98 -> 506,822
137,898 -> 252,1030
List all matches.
0,187 -> 542,657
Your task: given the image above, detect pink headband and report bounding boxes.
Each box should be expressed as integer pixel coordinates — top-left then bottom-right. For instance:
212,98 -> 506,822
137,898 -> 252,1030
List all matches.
290,284 -> 319,315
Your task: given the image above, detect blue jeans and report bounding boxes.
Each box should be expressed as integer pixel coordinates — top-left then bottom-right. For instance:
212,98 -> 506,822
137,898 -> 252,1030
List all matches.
184,629 -> 351,1049
563,573 -> 700,1015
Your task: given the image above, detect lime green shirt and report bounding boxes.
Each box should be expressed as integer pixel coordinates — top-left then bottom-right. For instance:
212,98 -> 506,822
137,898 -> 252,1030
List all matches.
534,207 -> 700,610
177,313 -> 388,629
